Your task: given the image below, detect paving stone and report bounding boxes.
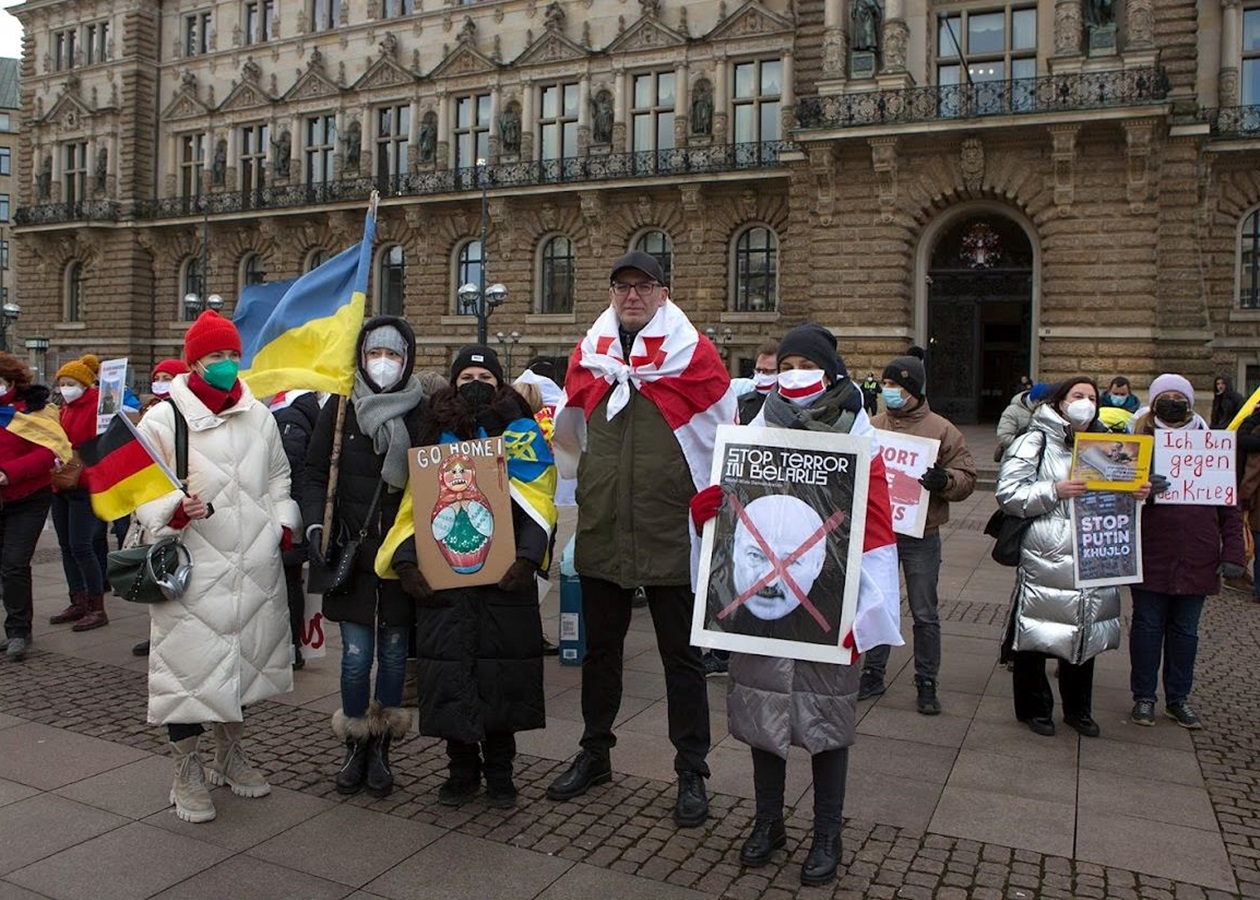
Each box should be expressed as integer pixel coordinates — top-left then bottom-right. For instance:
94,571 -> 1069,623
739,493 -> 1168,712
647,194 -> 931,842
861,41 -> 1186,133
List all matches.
367,833 -> 572,900
149,855 -> 353,900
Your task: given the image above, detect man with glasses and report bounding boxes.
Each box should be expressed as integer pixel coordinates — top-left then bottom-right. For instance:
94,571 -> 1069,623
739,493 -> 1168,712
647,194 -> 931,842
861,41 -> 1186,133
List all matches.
548,251 -> 736,829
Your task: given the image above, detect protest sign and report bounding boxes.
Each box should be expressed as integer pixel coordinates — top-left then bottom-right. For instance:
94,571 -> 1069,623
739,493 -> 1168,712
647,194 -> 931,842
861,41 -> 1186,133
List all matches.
691,424 -> 869,666
1070,432 -> 1152,491
96,357 -> 128,435
408,436 -> 515,591
1071,491 -> 1142,587
874,429 -> 940,538
1151,429 -> 1237,506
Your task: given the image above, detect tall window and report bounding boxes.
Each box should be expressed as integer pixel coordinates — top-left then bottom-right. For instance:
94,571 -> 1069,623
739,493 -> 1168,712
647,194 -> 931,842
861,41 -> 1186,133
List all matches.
1,241 -> 8,271
1242,210 -> 1260,309
64,143 -> 88,204
0,147 -> 10,176
539,236 -> 575,314
631,72 -> 675,159
381,0 -> 415,16
1245,8 -> 1260,106
64,262 -> 84,322
454,93 -> 491,171
937,7 -> 1036,114
244,0 -> 274,44
54,28 -> 77,70
306,114 -> 336,186
184,11 -> 211,56
455,239 -> 483,312
239,124 -> 268,201
181,258 -> 204,321
732,60 -> 782,143
241,253 -> 266,288
634,230 -> 673,286
378,245 -> 405,316
538,82 -> 579,161
311,0 -> 337,32
85,21 -> 110,64
732,226 -> 778,312
376,105 -> 409,187
0,195 -> 9,223
179,134 -> 205,200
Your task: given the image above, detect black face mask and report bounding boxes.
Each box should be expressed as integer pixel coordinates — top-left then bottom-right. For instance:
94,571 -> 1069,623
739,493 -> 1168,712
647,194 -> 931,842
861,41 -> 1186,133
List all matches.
1154,397 -> 1190,424
458,379 -> 496,411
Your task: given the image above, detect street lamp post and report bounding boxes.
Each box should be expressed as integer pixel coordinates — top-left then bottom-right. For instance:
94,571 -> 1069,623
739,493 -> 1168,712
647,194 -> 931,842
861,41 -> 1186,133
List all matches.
704,326 -> 734,361
495,330 -> 522,374
457,160 -> 509,343
0,300 -> 19,353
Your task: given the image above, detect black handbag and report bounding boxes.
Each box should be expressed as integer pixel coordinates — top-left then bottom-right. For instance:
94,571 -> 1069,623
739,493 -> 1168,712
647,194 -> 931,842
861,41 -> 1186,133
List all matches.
308,479 -> 384,597
984,509 -> 1033,567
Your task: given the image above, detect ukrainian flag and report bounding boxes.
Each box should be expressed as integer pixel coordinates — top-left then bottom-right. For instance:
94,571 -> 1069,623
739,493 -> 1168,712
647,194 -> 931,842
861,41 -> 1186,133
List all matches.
0,404 -> 72,463
235,197 -> 377,398
1230,385 -> 1260,431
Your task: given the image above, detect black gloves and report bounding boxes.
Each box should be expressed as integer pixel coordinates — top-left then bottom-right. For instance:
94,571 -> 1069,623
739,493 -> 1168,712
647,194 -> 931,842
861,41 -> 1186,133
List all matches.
1221,562 -> 1247,580
307,526 -> 326,568
395,561 -> 437,604
1149,474 -> 1171,497
498,557 -> 538,593
919,465 -> 949,493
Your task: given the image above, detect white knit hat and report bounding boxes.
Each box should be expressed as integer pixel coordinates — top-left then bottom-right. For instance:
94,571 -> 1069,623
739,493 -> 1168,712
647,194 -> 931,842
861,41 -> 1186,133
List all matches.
1147,373 -> 1195,407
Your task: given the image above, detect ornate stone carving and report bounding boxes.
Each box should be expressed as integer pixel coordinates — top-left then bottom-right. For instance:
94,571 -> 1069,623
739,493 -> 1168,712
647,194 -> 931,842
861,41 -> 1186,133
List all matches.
380,30 -> 398,58
822,27 -> 847,79
1053,0 -> 1082,56
1220,67 -> 1240,108
959,137 -> 984,192
869,137 -> 897,223
1123,119 -> 1154,211
808,144 -> 838,227
1126,0 -> 1155,49
242,56 -> 262,83
457,16 -> 477,46
1048,124 -> 1078,212
882,19 -> 908,73
580,192 -> 605,255
679,183 -> 705,251
544,0 -> 565,32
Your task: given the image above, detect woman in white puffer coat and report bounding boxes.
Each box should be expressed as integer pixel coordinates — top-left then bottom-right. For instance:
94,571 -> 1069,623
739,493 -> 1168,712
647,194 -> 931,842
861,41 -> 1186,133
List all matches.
135,311 -> 300,824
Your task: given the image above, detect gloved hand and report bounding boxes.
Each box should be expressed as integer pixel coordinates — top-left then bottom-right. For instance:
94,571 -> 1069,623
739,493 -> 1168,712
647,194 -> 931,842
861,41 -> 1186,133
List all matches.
280,527 -> 293,552
919,465 -> 949,493
1149,473 -> 1171,497
1221,562 -> 1247,580
307,526 -> 326,568
395,561 -> 436,603
841,629 -> 855,650
689,485 -> 725,532
499,557 -> 538,593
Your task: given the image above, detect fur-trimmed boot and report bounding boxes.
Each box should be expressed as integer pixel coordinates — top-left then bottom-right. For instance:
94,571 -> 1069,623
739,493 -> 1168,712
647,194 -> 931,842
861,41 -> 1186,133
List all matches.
72,593 -> 109,632
49,590 -> 87,625
205,721 -> 271,797
366,702 -> 410,798
169,736 -> 216,823
332,709 -> 372,795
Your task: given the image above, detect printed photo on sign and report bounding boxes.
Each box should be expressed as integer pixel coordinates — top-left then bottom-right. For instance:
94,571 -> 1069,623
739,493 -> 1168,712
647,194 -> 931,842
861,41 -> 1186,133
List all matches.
1152,429 -> 1237,506
96,357 -> 128,436
1071,491 -> 1142,588
691,425 -> 870,666
874,429 -> 940,538
1070,432 -> 1152,492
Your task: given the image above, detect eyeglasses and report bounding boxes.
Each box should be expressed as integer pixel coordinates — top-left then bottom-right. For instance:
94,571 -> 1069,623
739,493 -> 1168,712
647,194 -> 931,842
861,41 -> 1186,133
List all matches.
610,281 -> 660,298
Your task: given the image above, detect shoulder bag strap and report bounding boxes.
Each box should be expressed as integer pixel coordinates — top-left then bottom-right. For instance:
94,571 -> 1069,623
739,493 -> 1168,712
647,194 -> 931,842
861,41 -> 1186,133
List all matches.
359,480 -> 385,539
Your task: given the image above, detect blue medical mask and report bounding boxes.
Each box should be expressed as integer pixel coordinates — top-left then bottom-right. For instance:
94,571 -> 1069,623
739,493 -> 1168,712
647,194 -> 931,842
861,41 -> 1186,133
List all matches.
881,387 -> 907,410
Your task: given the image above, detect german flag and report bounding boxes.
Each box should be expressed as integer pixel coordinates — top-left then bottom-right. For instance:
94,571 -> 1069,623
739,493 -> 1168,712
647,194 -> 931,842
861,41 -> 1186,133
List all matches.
80,414 -> 180,522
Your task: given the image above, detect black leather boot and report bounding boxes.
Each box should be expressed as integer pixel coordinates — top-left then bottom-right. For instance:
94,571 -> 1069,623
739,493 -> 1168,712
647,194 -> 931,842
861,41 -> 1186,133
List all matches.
335,738 -> 369,795
800,830 -> 842,886
739,818 -> 786,867
365,733 -> 394,797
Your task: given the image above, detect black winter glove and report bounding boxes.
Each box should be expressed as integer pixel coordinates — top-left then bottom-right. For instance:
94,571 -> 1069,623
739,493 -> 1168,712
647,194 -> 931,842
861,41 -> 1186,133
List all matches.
395,561 -> 437,604
1220,562 -> 1247,580
498,557 -> 538,594
919,465 -> 949,494
307,526 -> 326,568
1149,473 -> 1171,497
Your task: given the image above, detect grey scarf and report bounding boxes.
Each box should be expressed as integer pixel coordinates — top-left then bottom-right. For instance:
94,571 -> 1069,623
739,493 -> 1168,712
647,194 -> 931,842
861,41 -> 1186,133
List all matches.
351,372 -> 424,490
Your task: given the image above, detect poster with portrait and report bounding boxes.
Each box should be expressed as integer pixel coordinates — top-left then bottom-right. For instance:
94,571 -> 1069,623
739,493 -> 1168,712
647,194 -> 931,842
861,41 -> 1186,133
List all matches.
407,436 -> 516,591
1070,490 -> 1143,588
691,425 -> 870,666
874,429 -> 940,538
96,357 -> 128,435
1070,432 -> 1153,492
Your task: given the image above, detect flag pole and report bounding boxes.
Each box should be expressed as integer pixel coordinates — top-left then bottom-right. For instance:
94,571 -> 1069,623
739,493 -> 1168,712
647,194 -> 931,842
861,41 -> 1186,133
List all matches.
319,191 -> 379,556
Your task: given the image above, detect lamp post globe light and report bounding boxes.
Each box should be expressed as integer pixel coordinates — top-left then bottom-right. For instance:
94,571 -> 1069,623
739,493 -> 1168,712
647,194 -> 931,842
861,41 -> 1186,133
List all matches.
0,301 -> 19,353
495,329 -> 522,374
456,157 -> 511,345
183,292 -> 224,315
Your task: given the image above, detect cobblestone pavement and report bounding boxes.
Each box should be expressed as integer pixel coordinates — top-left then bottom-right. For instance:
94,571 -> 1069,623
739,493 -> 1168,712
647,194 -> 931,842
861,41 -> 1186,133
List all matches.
0,492 -> 1257,899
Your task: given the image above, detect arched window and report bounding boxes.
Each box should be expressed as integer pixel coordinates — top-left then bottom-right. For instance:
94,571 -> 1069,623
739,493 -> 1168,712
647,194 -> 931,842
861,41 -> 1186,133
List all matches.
305,248 -> 329,272
181,257 -> 204,321
64,262 -> 83,322
455,239 -> 483,314
634,230 -> 673,286
377,244 -> 405,316
731,226 -> 778,312
539,235 -> 575,314
1242,209 -> 1260,310
241,252 -> 266,288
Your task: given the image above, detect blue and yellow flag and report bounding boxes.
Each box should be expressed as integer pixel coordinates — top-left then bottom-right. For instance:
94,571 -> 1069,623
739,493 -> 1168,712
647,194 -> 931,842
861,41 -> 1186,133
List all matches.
0,404 -> 72,463
235,197 -> 377,397
1230,384 -> 1260,431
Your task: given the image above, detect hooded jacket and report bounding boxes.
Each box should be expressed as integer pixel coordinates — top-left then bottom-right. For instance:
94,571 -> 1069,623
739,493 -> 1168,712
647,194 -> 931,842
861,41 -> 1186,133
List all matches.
1210,376 -> 1245,430
995,391 -> 1036,461
995,404 -> 1121,664
871,397 -> 976,532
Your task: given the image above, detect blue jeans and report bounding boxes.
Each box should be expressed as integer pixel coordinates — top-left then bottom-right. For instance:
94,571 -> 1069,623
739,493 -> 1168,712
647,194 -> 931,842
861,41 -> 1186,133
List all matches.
1129,588 -> 1205,705
339,621 -> 409,718
863,531 -> 942,681
51,489 -> 105,595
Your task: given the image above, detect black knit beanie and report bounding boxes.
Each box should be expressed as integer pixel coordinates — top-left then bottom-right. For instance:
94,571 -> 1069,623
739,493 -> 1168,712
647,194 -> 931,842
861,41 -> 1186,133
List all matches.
776,324 -> 846,383
450,345 -> 505,385
883,355 -> 927,399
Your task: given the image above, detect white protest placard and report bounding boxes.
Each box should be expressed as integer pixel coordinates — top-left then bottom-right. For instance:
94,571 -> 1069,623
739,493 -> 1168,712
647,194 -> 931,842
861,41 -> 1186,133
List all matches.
1151,429 -> 1237,506
874,430 -> 940,538
96,357 -> 128,435
1070,491 -> 1143,588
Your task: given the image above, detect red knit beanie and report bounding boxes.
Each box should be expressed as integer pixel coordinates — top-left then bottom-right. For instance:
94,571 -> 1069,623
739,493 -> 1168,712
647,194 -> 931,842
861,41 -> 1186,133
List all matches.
184,311 -> 242,365
153,359 -> 190,379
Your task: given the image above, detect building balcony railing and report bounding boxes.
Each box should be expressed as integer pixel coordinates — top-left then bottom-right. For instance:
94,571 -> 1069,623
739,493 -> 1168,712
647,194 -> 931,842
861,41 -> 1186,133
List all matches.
795,66 -> 1170,131
127,141 -> 793,221
1205,105 -> 1260,139
14,200 -> 121,226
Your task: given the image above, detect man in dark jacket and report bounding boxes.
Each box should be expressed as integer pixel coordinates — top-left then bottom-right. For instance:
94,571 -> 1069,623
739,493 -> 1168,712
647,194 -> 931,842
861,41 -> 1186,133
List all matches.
1211,375 -> 1245,430
547,251 -> 735,828
736,341 -> 780,427
272,390 -> 321,669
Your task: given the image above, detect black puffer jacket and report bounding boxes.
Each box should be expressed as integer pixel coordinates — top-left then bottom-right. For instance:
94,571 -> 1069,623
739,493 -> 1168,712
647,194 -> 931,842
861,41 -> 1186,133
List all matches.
302,317 -> 425,627
275,392 -> 320,505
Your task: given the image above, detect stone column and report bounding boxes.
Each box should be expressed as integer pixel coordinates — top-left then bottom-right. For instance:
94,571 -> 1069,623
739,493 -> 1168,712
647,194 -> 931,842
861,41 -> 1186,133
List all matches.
577,77 -> 590,155
1053,0 -> 1082,56
488,88 -> 500,163
436,90 -> 449,170
1127,0 -> 1156,50
821,0 -> 847,83
612,65 -> 627,150
674,62 -> 688,147
713,51 -> 728,142
521,78 -> 535,160
1221,0 -> 1242,107
780,52 -> 794,134
881,0 -> 909,74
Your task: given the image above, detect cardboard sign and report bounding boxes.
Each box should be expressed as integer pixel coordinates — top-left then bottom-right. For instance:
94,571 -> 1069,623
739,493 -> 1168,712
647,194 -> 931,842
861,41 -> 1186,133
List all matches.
691,424 -> 870,666
96,357 -> 128,435
1071,491 -> 1143,587
408,436 -> 515,591
875,429 -> 940,538
1152,429 -> 1237,506
1070,432 -> 1153,491
301,584 -> 326,659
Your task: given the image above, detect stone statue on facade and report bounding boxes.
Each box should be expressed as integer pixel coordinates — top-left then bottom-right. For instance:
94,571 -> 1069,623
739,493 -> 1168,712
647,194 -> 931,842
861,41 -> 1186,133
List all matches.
499,104 -> 521,156
1083,0 -> 1116,27
345,119 -> 362,172
212,139 -> 227,186
691,79 -> 713,135
592,90 -> 614,144
419,112 -> 438,164
272,129 -> 292,178
851,0 -> 881,52
36,155 -> 52,201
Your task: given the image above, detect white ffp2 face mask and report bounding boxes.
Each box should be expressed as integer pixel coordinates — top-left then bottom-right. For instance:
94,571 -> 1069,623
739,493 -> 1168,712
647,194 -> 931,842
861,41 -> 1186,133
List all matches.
366,357 -> 404,390
151,381 -> 171,396
1064,398 -> 1096,427
60,385 -> 85,404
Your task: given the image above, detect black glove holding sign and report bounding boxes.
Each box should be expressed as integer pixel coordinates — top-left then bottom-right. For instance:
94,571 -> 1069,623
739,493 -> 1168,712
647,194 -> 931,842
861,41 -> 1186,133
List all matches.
919,465 -> 949,493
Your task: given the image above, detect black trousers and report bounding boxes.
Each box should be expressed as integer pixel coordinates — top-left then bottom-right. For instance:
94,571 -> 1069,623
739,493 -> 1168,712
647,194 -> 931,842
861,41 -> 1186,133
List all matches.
283,562 -> 305,651
579,577 -> 710,775
1,489 -> 52,640
447,732 -> 516,786
1011,650 -> 1095,721
168,723 -> 205,742
752,746 -> 848,833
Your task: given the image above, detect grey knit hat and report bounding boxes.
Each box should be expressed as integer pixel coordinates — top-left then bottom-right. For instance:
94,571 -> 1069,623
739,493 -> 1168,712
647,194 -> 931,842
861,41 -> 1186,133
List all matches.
362,324 -> 408,359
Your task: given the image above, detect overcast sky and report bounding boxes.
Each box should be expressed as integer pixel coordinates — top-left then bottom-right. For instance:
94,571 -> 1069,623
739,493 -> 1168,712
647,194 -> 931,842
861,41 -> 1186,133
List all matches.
0,1 -> 21,61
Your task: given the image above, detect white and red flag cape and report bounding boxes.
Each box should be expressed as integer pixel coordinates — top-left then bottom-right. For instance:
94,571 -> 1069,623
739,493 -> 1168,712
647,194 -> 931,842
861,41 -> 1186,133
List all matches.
553,300 -> 737,492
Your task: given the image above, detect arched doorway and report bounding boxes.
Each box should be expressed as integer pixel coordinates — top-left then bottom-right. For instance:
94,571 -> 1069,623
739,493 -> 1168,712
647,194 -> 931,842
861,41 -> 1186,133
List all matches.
923,212 -> 1034,424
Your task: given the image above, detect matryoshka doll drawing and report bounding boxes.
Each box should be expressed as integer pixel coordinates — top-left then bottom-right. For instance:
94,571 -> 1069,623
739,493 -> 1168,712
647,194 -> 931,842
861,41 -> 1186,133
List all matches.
430,452 -> 494,573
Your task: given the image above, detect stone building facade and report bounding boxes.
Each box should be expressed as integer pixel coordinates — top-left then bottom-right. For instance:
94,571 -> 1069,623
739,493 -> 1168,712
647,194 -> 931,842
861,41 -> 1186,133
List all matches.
10,0 -> 1260,421
0,57 -> 19,356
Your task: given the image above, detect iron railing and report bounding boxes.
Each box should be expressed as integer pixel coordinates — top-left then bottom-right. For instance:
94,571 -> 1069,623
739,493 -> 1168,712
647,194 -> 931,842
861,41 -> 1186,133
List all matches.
795,66 -> 1170,130
14,200 -> 121,225
1206,105 -> 1260,138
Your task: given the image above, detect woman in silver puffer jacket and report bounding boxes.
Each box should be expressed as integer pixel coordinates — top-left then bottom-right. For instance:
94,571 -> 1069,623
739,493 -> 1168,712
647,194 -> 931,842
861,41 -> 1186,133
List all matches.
996,377 -> 1150,739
